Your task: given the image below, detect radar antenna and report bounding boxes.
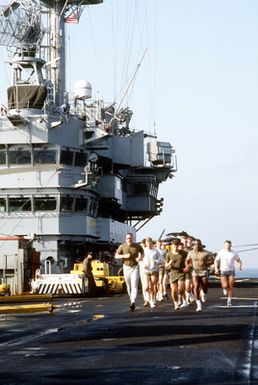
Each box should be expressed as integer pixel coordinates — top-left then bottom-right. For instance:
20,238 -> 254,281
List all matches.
0,0 -> 43,51
0,0 -> 102,109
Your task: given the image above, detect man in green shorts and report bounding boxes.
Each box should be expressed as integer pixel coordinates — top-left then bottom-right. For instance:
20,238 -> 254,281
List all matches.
165,239 -> 188,310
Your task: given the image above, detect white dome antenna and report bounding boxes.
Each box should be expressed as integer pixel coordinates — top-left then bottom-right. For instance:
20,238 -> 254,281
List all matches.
74,80 -> 92,100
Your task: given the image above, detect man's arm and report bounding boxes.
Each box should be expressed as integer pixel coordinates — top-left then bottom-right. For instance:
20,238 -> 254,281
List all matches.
115,247 -> 130,260
164,252 -> 172,270
136,246 -> 144,263
214,253 -> 221,274
183,252 -> 193,272
236,256 -> 243,271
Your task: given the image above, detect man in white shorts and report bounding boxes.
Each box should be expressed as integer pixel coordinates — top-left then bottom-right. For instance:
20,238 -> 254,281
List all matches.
214,240 -> 243,307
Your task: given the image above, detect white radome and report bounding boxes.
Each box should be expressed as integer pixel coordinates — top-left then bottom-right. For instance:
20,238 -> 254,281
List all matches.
74,80 -> 92,99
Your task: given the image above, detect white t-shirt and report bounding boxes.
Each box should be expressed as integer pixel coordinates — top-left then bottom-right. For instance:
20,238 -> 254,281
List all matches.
143,248 -> 160,273
156,247 -> 167,266
215,249 -> 240,272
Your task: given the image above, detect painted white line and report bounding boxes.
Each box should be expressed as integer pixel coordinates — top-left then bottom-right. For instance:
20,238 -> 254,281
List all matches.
0,328 -> 59,348
220,297 -> 258,301
211,304 -> 258,309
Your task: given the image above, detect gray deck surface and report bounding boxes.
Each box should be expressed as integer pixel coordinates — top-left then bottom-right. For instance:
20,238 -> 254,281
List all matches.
0,278 -> 258,385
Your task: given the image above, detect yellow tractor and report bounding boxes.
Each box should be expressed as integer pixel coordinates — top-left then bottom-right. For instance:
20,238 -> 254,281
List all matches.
70,260 -> 126,295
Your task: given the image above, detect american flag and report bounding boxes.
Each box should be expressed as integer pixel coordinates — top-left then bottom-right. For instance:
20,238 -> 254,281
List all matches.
65,13 -> 79,24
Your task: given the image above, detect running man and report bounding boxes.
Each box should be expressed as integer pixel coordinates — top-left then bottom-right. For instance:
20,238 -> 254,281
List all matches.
185,239 -> 214,312
115,233 -> 144,311
166,239 -> 188,310
142,237 -> 160,308
214,240 -> 243,307
155,240 -> 168,301
138,238 -> 149,306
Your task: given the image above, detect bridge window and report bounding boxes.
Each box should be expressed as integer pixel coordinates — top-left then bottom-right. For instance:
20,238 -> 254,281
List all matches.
133,183 -> 148,194
34,149 -> 57,164
0,198 -> 6,212
9,149 -> 31,165
9,197 -> 31,211
75,197 -> 88,212
60,150 -> 73,166
60,196 -> 74,212
75,152 -> 87,166
34,197 -> 57,211
0,150 -> 6,165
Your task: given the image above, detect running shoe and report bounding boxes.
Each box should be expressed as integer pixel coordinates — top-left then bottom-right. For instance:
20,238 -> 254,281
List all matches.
227,298 -> 232,307
156,292 -> 163,302
189,292 -> 195,303
196,300 -> 202,312
201,292 -> 207,303
129,303 -> 135,311
150,301 -> 156,308
180,301 -> 189,308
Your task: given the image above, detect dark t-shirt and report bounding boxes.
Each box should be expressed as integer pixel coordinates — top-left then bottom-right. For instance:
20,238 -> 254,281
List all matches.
116,243 -> 144,267
166,250 -> 187,274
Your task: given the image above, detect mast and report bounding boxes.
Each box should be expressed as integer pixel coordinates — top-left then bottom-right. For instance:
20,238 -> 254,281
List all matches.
41,0 -> 103,107
48,1 -> 66,107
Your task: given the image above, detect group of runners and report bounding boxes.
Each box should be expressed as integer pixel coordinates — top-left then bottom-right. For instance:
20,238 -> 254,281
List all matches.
115,233 -> 243,312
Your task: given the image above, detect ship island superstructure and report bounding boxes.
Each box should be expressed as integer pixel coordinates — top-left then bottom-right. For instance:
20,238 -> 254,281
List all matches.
0,0 -> 176,292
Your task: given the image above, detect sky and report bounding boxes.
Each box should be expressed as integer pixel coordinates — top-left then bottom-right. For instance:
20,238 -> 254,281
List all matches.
0,0 -> 258,267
